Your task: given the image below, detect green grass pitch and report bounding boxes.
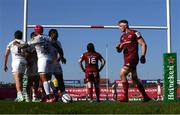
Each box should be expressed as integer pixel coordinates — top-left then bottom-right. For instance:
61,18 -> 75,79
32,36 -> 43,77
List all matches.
0,100 -> 180,114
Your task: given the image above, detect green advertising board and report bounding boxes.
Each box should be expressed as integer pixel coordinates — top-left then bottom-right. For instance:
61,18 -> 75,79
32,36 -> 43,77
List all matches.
163,53 -> 177,102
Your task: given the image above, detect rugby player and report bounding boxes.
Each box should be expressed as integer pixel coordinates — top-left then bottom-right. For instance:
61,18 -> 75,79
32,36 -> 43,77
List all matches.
3,30 -> 27,102
48,29 -> 66,100
116,20 -> 151,102
28,25 -> 59,102
79,43 -> 105,102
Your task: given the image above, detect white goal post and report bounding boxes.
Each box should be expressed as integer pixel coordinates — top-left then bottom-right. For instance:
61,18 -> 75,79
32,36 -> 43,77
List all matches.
23,0 -> 172,53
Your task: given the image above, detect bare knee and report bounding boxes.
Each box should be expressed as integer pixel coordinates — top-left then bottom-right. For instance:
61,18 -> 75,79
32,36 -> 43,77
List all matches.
120,66 -> 129,82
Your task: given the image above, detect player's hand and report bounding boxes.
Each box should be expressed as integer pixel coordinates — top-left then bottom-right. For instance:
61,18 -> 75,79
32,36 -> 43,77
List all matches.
140,55 -> 146,64
3,65 -> 8,72
116,44 -> 122,53
57,57 -> 61,62
61,57 -> 67,64
82,69 -> 85,72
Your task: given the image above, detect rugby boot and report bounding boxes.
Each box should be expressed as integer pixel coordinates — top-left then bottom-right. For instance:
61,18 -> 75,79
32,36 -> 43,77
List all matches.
136,82 -> 151,102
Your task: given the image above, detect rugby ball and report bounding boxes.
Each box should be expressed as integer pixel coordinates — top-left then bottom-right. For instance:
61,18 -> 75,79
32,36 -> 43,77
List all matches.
61,93 -> 72,103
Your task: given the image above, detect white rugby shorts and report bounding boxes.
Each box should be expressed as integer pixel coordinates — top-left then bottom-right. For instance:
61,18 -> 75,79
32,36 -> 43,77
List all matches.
11,60 -> 27,74
37,58 -> 52,74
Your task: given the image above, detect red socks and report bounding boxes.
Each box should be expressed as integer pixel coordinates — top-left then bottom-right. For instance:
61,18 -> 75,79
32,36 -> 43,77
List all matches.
88,88 -> 93,100
136,82 -> 148,98
119,81 -> 129,102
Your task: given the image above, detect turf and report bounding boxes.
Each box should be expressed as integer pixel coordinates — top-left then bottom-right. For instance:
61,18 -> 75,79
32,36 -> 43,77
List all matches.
0,100 -> 180,114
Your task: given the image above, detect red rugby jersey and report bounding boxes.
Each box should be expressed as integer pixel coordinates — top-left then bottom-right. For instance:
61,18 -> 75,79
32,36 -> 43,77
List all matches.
80,51 -> 103,72
120,29 -> 143,65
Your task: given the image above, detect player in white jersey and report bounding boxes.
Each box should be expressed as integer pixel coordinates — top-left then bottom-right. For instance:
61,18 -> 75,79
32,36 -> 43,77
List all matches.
28,25 -> 56,102
48,29 -> 66,99
29,25 -> 65,102
3,30 -> 27,102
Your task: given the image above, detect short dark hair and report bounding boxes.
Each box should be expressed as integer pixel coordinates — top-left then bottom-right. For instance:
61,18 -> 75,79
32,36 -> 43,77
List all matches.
118,19 -> 129,25
48,29 -> 58,40
30,32 -> 35,38
14,30 -> 23,40
87,43 -> 95,52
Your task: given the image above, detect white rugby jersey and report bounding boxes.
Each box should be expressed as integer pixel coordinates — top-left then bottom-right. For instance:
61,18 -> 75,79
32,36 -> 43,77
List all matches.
7,39 -> 27,62
29,34 -> 53,60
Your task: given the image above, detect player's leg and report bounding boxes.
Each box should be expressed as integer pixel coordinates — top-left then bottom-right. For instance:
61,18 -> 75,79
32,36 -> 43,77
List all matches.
53,64 -> 65,94
55,73 -> 65,94
38,59 -> 55,102
28,57 -> 40,102
48,79 -> 58,94
40,73 -> 56,102
13,72 -> 24,102
40,74 -> 50,96
131,68 -> 151,102
23,66 -> 32,102
12,61 -> 27,102
115,91 -> 117,101
86,73 -> 93,102
119,66 -> 129,102
87,82 -> 93,102
94,73 -> 100,102
112,88 -> 117,101
31,75 -> 40,102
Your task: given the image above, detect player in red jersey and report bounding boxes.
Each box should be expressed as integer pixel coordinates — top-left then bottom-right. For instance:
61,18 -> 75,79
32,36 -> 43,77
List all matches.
116,20 -> 151,102
79,43 -> 105,102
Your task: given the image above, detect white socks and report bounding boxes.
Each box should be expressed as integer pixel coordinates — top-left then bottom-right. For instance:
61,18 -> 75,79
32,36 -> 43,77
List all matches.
43,81 -> 50,95
17,91 -> 23,98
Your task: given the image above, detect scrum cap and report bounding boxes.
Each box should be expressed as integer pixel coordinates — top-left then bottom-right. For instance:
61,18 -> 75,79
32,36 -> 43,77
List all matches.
34,25 -> 43,34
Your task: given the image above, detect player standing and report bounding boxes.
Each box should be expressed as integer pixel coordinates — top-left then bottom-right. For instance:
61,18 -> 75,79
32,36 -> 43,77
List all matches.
116,20 -> 151,102
28,25 -> 57,102
48,29 -> 66,98
112,81 -> 117,101
79,43 -> 105,102
26,32 -> 40,102
3,30 -> 27,102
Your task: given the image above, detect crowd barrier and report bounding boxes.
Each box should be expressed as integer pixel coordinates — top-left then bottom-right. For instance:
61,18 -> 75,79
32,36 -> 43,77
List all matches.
1,87 -> 180,100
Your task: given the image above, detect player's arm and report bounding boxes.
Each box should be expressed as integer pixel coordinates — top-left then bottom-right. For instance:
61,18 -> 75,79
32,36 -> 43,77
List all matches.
99,57 -> 106,72
137,37 -> 147,64
78,56 -> 85,72
116,43 -> 123,53
3,48 -> 10,72
52,42 -> 66,64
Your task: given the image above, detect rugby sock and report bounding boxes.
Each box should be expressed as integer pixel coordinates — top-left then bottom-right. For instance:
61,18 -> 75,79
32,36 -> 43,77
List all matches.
136,82 -> 149,98
94,83 -> 100,100
43,81 -> 50,95
32,93 -> 36,99
95,87 -> 100,100
17,91 -> 23,98
58,76 -> 65,93
88,88 -> 93,100
121,81 -> 129,101
48,80 -> 58,94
